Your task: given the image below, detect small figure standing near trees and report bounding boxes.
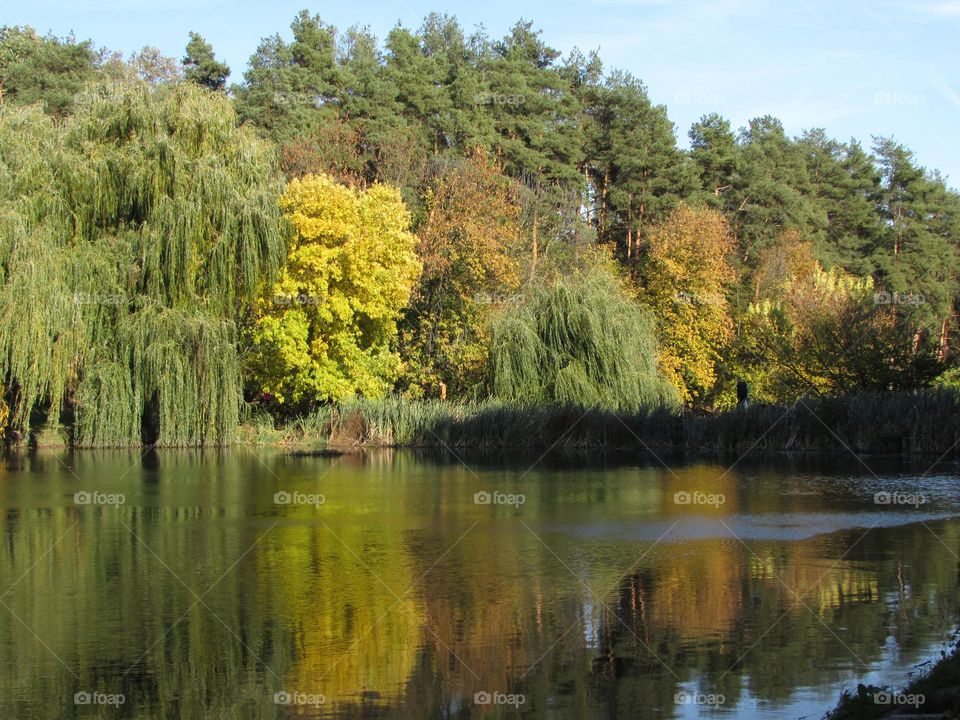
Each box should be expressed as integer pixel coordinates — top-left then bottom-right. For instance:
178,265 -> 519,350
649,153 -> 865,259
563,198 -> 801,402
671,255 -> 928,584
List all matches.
736,378 -> 749,410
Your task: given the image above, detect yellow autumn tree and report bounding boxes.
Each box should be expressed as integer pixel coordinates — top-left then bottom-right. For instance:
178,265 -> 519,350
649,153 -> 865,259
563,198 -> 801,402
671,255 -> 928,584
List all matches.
247,173 -> 421,404
641,205 -> 735,408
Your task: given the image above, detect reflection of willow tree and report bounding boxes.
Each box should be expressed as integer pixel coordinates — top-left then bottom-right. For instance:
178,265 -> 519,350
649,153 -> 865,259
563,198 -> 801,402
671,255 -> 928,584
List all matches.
0,477 -> 282,717
0,450 -> 372,719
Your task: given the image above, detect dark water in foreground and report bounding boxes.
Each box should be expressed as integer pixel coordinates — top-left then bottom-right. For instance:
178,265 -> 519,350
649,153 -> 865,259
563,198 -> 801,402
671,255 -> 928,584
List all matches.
1,449 -> 959,719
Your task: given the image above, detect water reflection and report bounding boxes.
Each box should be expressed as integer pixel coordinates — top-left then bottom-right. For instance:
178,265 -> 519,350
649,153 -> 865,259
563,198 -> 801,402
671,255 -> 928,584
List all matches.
0,449 -> 957,718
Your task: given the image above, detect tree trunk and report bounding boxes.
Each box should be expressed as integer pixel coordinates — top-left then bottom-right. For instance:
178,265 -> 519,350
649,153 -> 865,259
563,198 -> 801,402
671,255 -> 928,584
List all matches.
635,197 -> 646,272
530,173 -> 542,279
893,203 -> 903,257
583,165 -> 590,223
600,169 -> 609,241
940,315 -> 951,362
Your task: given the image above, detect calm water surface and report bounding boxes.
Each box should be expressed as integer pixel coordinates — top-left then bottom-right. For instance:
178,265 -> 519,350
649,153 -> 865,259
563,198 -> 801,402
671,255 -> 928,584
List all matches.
1,449 -> 959,719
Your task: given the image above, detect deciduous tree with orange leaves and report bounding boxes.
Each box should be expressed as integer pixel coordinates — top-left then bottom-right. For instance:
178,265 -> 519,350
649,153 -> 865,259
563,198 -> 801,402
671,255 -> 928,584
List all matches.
640,204 -> 736,408
399,152 -> 525,398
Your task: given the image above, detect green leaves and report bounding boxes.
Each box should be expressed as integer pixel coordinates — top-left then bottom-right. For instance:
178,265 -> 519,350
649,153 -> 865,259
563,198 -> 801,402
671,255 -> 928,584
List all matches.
0,81 -> 287,445
183,32 -> 230,91
247,173 -> 421,406
0,26 -> 97,116
488,266 -> 677,411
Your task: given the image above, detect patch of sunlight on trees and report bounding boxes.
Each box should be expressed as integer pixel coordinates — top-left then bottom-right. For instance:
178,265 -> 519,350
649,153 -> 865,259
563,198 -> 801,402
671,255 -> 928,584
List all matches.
246,173 -> 421,405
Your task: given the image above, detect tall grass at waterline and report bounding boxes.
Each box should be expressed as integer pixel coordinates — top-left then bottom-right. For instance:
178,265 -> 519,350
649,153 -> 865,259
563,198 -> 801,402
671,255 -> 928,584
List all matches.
242,388 -> 960,457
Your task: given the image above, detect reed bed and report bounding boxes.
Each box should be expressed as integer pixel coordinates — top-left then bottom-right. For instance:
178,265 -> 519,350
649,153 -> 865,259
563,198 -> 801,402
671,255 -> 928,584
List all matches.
242,388 -> 960,458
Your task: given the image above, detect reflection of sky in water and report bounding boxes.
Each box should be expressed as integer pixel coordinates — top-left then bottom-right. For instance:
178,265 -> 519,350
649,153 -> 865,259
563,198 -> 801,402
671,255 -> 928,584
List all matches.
667,633 -> 949,720
671,631 -> 954,720
554,511 -> 960,543
582,597 -> 600,649
1,451 -> 959,719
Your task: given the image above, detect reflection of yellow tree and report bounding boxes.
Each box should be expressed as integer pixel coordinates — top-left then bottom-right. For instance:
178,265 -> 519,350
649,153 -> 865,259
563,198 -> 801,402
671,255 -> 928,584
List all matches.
645,466 -> 743,637
257,520 -> 423,705
751,550 -> 878,611
650,538 -> 879,643
650,544 -> 744,640
412,526 -> 537,697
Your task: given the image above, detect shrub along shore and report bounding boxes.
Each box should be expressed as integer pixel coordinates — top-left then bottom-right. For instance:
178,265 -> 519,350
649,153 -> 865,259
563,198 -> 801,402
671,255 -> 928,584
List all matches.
824,639 -> 960,719
225,389 -> 960,458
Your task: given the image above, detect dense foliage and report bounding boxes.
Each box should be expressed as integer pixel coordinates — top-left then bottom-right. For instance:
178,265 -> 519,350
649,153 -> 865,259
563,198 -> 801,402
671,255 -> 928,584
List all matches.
0,13 -> 958,444
0,82 -> 286,445
247,173 -> 420,406
489,267 -> 677,410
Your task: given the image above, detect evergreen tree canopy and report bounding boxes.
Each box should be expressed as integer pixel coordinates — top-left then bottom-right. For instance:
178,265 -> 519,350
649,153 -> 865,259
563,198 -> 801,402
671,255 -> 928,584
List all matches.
689,113 -> 739,211
731,115 -> 825,263
0,26 -> 97,116
798,130 -> 882,275
183,32 -> 230,91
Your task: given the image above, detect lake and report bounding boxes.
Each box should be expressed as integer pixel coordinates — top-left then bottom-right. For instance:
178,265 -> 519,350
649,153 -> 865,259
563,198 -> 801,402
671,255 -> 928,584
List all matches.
1,448 -> 958,718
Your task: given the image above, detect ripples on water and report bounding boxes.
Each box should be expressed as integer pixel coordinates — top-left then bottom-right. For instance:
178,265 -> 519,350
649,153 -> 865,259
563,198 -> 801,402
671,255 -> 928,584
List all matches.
0,449 -> 958,719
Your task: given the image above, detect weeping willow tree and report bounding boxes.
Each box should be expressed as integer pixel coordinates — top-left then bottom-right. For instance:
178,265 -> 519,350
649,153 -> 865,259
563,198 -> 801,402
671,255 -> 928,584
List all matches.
0,81 -> 288,446
488,269 -> 678,411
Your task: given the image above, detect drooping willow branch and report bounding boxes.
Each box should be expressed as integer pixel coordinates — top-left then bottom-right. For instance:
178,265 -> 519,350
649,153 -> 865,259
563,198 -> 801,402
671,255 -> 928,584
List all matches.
0,81 -> 289,446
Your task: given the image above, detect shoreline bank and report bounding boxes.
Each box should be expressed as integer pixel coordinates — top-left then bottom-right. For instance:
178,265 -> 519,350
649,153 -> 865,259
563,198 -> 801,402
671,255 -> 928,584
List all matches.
11,389 -> 960,458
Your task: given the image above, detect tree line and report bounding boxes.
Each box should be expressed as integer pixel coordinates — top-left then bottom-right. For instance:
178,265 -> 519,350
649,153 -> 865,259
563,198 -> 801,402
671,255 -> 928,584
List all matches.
0,14 -> 958,445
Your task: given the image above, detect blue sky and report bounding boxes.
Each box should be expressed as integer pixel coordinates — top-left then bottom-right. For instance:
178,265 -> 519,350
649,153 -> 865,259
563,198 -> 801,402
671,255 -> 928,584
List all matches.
5,0 -> 959,188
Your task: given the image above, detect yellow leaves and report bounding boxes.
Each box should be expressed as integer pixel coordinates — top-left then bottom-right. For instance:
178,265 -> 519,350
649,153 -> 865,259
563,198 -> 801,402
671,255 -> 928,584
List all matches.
401,153 -> 525,397
248,172 -> 421,404
648,204 -> 735,286
740,235 -> 883,402
642,204 -> 736,408
278,174 -> 359,258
